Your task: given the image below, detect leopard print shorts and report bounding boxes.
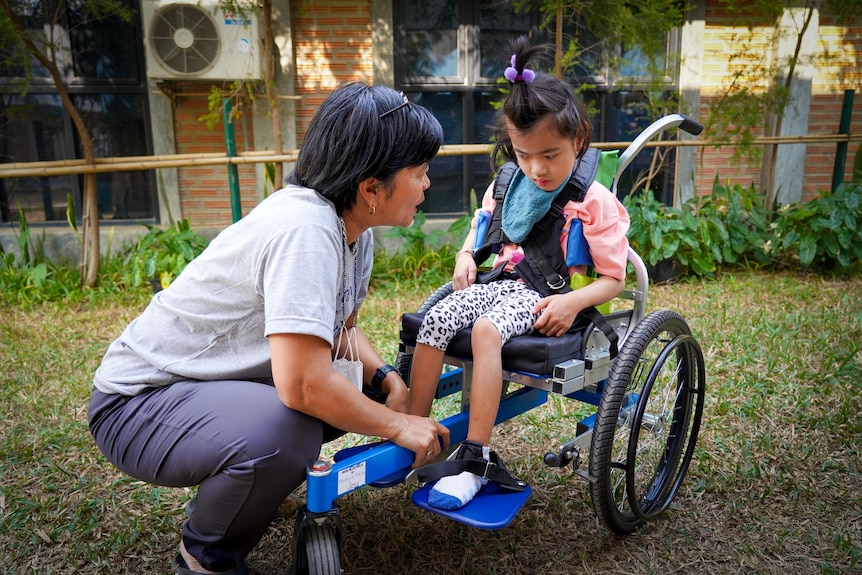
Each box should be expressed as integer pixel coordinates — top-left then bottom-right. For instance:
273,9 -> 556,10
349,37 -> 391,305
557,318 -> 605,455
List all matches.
416,279 -> 542,351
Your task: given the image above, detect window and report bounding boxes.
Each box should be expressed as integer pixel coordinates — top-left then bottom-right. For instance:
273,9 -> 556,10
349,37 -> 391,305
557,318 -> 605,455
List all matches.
393,1 -> 681,214
395,0 -> 539,217
0,0 -> 155,225
567,19 -> 681,204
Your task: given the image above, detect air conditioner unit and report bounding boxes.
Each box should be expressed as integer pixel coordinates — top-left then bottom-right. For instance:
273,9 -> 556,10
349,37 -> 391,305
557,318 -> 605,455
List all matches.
142,0 -> 262,81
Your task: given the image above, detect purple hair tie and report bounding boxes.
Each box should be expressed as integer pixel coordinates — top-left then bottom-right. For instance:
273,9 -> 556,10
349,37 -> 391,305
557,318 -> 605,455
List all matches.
504,54 -> 535,83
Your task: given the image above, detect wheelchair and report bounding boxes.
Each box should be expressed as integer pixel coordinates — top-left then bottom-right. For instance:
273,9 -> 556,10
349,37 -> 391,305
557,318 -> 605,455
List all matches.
291,115 -> 707,575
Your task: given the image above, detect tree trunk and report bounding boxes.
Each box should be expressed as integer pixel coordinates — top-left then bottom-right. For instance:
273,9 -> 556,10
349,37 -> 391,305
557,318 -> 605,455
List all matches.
5,3 -> 100,286
262,0 -> 284,188
555,3 -> 563,78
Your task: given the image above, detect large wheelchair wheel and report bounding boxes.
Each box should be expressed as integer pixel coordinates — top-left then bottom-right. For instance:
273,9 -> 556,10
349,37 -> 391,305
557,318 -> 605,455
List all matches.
417,281 -> 454,313
589,309 -> 705,534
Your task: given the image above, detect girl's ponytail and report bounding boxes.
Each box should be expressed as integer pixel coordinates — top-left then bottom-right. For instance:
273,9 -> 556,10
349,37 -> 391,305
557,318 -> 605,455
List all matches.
492,35 -> 592,166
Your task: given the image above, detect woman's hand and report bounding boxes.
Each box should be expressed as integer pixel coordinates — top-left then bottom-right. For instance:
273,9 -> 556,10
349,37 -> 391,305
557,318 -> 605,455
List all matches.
389,413 -> 451,468
272,333 -> 449,464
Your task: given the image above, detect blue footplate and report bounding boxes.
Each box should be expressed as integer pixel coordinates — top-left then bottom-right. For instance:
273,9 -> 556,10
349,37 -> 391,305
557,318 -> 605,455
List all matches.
411,481 -> 532,530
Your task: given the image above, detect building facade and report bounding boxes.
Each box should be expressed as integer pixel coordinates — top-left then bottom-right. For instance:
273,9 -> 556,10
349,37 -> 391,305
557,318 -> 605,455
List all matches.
1,0 -> 859,255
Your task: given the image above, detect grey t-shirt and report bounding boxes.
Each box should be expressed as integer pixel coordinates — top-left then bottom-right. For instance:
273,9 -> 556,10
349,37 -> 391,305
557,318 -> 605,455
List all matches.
93,184 -> 373,396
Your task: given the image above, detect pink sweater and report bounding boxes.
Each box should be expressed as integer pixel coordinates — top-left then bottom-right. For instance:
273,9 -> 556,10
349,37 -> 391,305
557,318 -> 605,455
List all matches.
474,180 -> 630,281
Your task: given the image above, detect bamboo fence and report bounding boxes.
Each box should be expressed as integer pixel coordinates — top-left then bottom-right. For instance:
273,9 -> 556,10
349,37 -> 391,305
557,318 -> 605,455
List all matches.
0,133 -> 858,179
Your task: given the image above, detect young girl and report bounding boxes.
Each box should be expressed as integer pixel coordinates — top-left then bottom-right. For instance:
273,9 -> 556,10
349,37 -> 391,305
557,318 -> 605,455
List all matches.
406,36 -> 630,510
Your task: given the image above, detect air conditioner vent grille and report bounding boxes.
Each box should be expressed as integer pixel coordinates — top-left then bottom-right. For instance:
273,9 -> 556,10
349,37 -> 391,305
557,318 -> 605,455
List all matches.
149,4 -> 219,75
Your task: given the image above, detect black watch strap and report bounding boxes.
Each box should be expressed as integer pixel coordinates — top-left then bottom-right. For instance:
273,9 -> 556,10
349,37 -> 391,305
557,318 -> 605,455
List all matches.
371,364 -> 396,391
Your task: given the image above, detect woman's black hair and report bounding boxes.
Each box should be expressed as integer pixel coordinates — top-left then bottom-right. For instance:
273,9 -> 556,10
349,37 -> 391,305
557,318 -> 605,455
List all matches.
287,82 -> 443,214
491,35 -> 593,166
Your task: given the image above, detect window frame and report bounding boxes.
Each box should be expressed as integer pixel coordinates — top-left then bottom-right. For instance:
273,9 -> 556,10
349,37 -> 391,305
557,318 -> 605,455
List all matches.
0,0 -> 157,226
393,0 -> 541,217
393,2 -> 683,216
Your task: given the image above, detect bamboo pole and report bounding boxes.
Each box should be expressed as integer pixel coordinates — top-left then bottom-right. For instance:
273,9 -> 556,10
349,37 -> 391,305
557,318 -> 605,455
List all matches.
0,134 -> 858,179
1,149 -> 290,170
0,153 -> 301,178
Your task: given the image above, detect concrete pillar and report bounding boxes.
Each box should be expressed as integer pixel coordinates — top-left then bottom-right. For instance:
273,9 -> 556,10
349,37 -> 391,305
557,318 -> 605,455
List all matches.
146,79 -> 182,225
371,0 -> 395,87
770,5 -> 819,206
677,0 -> 705,206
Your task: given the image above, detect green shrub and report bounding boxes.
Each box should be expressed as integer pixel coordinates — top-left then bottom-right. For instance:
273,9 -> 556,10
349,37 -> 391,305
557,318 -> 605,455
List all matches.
692,178 -> 770,266
623,190 -> 710,275
768,182 -> 862,274
123,220 -> 209,289
0,205 -> 61,303
373,212 -> 471,287
626,180 -> 773,279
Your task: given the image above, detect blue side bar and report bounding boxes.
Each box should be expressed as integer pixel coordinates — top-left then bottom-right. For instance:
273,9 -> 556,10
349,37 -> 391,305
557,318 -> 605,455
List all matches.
495,386 -> 548,424
440,385 -> 548,442
306,441 -> 412,513
436,367 -> 463,399
566,389 -> 603,406
305,386 -> 548,513
578,412 -> 596,431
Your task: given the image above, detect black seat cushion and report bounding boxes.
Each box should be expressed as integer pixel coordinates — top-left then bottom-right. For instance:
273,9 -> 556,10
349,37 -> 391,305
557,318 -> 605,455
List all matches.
400,312 -> 585,377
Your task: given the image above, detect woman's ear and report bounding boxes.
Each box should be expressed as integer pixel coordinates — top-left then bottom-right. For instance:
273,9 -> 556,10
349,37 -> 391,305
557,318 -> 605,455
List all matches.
357,176 -> 380,214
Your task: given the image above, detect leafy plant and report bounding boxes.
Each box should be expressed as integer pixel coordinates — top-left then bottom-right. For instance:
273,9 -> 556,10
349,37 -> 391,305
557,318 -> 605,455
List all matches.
262,162 -> 277,198
853,144 -> 862,184
0,204 -> 52,293
199,81 -> 262,130
124,220 -> 209,290
691,178 -> 770,266
626,179 -> 776,279
373,212 -> 471,286
767,182 -> 862,274
624,189 -> 706,275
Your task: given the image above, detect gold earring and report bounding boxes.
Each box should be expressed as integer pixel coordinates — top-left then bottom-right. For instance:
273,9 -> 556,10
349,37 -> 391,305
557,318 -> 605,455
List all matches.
369,205 -> 376,215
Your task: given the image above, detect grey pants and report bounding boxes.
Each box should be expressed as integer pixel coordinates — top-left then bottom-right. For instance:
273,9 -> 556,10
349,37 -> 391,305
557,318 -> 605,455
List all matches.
88,380 -> 328,571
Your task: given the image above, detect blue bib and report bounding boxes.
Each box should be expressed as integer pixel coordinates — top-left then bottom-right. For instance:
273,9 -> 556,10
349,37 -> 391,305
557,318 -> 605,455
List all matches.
501,170 -> 567,244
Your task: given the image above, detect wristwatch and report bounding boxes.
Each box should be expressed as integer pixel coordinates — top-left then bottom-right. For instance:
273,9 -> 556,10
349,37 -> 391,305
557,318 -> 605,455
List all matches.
371,364 -> 397,393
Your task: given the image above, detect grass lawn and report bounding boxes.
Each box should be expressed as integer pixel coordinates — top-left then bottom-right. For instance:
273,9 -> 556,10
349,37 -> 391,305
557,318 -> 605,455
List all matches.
1,271 -> 860,574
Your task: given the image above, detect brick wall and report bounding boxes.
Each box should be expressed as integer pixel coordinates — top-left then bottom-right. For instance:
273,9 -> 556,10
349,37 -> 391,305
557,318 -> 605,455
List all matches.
169,1 -> 372,228
810,17 -> 862,194
291,0 -> 373,142
167,0 -> 859,227
697,5 -> 861,202
699,3 -> 777,197
172,83 -> 260,228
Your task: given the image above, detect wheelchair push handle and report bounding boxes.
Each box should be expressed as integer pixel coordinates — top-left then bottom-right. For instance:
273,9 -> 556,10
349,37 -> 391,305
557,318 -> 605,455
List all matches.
678,114 -> 704,136
612,113 -> 704,194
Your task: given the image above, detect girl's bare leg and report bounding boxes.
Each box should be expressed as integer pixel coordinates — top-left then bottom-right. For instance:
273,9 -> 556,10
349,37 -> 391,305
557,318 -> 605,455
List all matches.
427,317 -> 502,510
407,343 -> 446,417
465,318 -> 504,445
